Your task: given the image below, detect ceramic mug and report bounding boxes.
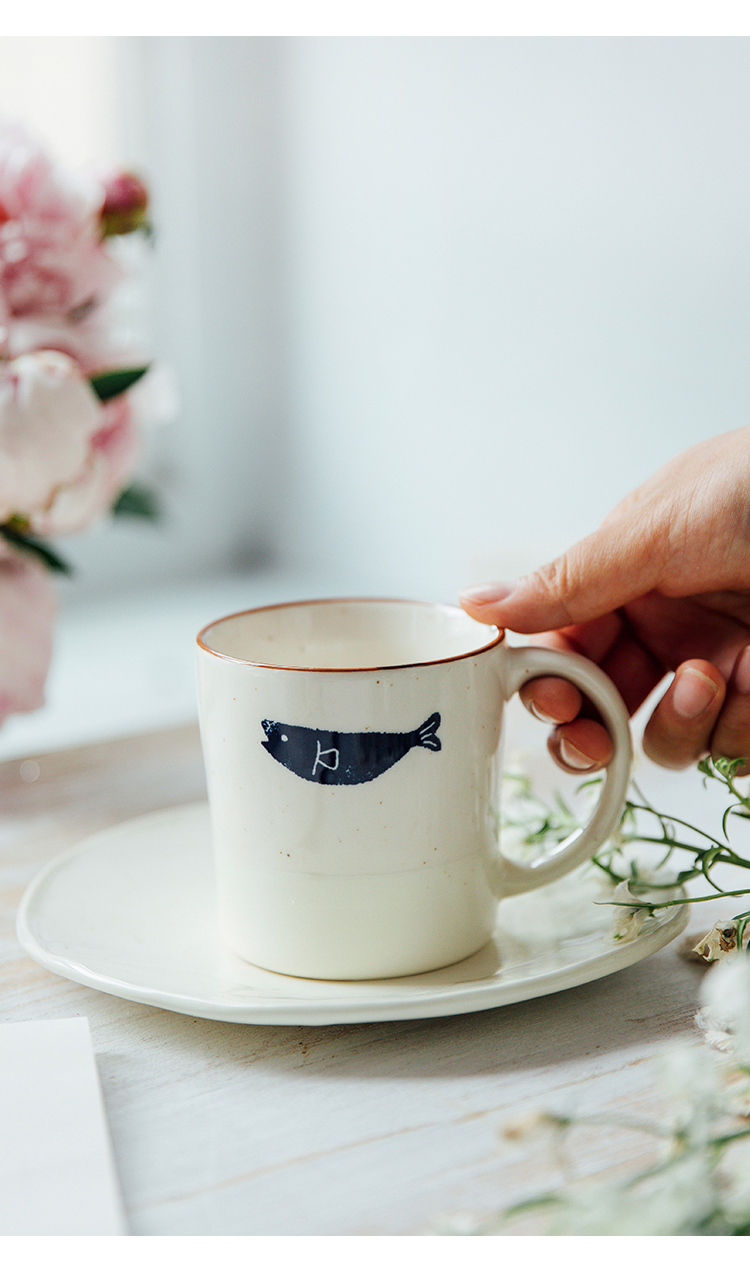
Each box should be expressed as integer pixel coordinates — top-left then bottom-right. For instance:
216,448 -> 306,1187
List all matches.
196,598 -> 632,980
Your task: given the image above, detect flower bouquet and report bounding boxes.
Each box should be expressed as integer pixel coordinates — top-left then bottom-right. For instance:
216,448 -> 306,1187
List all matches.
0,124 -> 155,726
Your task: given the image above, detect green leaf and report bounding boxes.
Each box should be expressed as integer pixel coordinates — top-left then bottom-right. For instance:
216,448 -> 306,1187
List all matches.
89,366 -> 150,402
733,911 -> 750,950
111,483 -> 161,521
0,524 -> 72,574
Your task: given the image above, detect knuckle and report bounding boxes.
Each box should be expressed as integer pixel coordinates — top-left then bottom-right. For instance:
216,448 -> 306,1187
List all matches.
533,558 -> 576,626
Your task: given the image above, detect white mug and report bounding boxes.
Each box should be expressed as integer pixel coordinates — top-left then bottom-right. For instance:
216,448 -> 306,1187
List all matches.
196,598 -> 631,980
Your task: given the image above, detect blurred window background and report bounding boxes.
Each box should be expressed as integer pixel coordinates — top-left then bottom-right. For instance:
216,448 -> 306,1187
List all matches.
1,36 -> 749,755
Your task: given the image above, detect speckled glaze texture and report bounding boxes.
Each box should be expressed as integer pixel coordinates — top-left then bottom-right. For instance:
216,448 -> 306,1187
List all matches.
196,600 -> 632,980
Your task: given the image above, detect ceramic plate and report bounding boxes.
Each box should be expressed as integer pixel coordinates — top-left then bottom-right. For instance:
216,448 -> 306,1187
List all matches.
17,802 -> 688,1026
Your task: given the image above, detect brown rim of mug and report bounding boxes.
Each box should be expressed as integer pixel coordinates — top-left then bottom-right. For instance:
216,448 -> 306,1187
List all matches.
196,596 -> 505,673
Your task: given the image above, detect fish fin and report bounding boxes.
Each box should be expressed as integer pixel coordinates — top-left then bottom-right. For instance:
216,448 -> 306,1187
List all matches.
415,711 -> 441,751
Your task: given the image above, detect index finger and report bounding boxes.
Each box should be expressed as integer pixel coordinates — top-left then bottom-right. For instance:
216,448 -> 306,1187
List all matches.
460,515 -> 666,633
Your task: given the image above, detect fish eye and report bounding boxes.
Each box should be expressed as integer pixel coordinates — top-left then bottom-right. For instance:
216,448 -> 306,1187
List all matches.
281,734 -> 288,742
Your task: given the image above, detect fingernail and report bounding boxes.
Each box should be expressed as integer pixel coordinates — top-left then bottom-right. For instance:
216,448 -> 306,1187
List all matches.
460,581 -> 515,607
735,647 -> 750,696
672,667 -> 719,720
559,736 -> 597,771
529,702 -> 558,725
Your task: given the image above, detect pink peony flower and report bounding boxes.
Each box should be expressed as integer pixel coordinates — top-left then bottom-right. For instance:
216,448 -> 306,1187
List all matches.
0,349 -> 103,523
0,124 -> 121,319
30,395 -> 140,536
0,126 -> 154,729
0,537 -> 55,723
4,308 -> 139,377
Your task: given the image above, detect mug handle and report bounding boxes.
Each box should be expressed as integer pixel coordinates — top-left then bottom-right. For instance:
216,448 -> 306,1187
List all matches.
499,645 -> 632,896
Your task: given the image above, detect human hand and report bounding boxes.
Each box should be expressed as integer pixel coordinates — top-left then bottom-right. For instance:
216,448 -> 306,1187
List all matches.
461,425 -> 750,774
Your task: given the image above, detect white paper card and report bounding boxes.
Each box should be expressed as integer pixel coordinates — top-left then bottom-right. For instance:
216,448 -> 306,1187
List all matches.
0,1017 -> 126,1235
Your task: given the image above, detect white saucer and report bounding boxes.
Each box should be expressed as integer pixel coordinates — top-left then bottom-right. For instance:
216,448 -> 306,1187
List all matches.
17,802 -> 689,1026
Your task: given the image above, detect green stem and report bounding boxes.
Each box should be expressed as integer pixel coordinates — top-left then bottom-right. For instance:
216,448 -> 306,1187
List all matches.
712,1126 -> 750,1149
602,885 -> 750,911
625,804 -> 733,852
591,854 -> 628,883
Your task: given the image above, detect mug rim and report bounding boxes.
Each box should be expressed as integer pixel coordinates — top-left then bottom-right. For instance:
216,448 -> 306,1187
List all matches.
196,596 -> 504,672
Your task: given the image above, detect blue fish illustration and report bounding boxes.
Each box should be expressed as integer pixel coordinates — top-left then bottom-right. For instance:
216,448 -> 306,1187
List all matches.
261,712 -> 441,785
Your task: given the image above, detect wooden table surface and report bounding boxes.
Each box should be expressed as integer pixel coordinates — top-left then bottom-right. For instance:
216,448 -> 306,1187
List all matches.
0,722 -> 718,1236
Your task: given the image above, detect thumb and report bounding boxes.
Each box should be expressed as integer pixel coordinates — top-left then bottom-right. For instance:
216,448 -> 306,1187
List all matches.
460,517 -> 666,633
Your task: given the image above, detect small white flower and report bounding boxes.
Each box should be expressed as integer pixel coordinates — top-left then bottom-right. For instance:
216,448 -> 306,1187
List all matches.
611,881 -> 648,942
692,920 -> 739,963
724,1072 -> 750,1119
694,1007 -> 735,1053
721,1139 -> 750,1228
612,909 -> 647,942
655,1044 -> 726,1140
699,957 -> 750,1065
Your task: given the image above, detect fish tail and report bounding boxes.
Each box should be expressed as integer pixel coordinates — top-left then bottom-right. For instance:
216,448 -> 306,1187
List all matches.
415,711 -> 441,751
